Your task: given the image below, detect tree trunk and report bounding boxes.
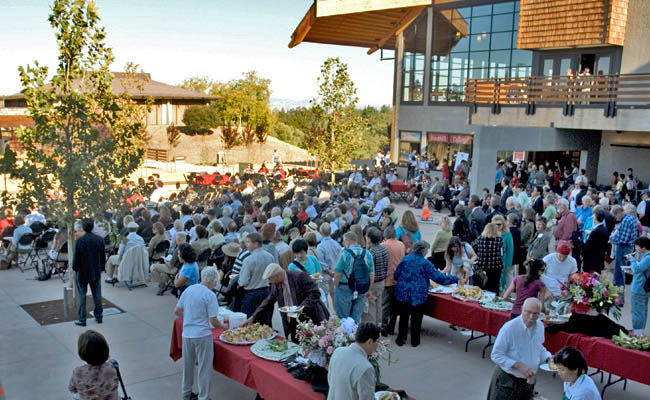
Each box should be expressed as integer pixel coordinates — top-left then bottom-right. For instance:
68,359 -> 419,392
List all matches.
65,193 -> 79,309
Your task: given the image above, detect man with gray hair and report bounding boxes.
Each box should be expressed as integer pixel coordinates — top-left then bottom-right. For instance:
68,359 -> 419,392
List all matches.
151,231 -> 185,295
317,222 -> 342,306
610,203 -> 639,297
268,207 -> 284,231
218,206 -> 233,230
175,266 -> 227,400
238,215 -> 256,234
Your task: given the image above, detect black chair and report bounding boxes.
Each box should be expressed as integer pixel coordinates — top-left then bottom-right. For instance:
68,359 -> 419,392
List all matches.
30,221 -> 46,235
149,239 -> 170,264
49,241 -> 69,282
197,248 -> 211,270
27,229 -> 55,275
15,233 -> 36,272
208,244 -> 225,268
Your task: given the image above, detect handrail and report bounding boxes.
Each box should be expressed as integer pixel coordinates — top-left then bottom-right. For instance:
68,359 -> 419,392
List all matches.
465,74 -> 650,106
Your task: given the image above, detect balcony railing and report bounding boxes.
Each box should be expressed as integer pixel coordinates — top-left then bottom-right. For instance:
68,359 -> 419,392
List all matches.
465,74 -> 650,117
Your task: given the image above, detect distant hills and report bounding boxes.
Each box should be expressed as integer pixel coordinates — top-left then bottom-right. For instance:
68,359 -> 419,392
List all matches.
269,98 -> 312,111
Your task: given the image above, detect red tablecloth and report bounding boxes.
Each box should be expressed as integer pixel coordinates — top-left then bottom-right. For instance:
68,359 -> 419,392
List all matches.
425,293 -> 650,386
390,181 -> 411,193
170,318 -> 324,400
194,174 -> 220,185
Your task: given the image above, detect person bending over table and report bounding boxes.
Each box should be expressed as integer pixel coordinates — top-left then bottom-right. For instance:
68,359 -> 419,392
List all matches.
328,322 -> 380,400
175,267 -> 228,400
244,263 -> 329,342
553,346 -> 601,400
488,298 -> 551,400
393,240 -> 461,347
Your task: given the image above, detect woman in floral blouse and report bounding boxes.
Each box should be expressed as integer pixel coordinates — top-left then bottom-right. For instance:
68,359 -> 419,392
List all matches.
69,330 -> 118,400
393,240 -> 460,347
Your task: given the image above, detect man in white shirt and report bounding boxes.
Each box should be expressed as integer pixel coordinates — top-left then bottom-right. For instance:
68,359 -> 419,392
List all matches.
327,323 -> 379,400
267,207 -> 284,231
175,267 -> 227,400
348,167 -> 364,186
149,180 -> 165,203
542,244 -> 578,297
489,298 -> 552,400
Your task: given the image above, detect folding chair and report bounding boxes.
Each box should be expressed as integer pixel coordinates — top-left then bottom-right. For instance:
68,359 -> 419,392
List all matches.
49,242 -> 69,282
16,233 -> 36,272
197,248 -> 211,271
149,239 -> 170,265
158,268 -> 178,296
27,230 -> 55,275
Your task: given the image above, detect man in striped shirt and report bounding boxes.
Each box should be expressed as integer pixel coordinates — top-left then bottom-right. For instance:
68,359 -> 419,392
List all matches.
362,227 -> 389,325
611,204 -> 639,296
230,234 -> 251,311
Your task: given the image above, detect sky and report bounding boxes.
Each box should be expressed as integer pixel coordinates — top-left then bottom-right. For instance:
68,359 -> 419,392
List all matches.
0,0 -> 394,107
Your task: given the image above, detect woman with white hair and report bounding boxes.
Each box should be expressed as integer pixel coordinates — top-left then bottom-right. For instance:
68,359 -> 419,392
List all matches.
393,240 -> 461,347
175,266 -> 227,400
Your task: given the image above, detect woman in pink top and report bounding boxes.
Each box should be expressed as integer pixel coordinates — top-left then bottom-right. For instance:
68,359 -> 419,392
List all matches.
501,259 -> 549,319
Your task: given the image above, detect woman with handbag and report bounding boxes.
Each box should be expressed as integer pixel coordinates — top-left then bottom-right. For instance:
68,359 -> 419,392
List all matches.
626,237 -> 650,336
473,223 -> 503,294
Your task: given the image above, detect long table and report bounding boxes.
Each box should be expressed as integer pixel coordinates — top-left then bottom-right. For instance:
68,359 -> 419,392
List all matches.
424,292 -> 650,390
170,319 -> 325,400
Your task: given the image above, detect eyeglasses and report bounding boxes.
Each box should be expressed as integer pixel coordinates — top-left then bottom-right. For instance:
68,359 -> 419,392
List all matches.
494,223 -> 503,227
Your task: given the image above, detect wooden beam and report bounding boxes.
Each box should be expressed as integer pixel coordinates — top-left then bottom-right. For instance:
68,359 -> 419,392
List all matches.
289,4 -> 316,48
367,6 -> 426,55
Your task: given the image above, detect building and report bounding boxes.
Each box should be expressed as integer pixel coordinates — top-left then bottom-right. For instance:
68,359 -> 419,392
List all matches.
290,0 -> 650,194
1,72 -> 313,165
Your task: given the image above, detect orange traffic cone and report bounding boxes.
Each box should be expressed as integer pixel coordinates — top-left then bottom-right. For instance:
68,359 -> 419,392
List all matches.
421,202 -> 431,221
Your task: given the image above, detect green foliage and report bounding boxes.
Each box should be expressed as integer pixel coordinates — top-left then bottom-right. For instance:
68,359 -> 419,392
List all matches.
0,147 -> 17,175
182,105 -> 218,135
166,123 -> 181,151
13,0 -> 149,273
178,76 -> 213,95
310,57 -> 367,175
269,122 -> 306,148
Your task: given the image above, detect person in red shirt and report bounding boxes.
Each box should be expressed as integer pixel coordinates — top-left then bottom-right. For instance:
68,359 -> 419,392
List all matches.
0,209 -> 14,232
440,158 -> 451,182
258,163 -> 269,174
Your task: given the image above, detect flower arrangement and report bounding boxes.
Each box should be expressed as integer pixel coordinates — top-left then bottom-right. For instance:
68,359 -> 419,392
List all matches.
296,316 -> 392,384
558,272 -> 622,320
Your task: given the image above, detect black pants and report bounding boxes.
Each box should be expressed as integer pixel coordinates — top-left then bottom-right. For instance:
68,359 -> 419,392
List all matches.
77,278 -> 102,323
485,268 -> 502,295
382,285 -> 398,334
396,300 -> 425,346
431,252 -> 446,271
486,367 -> 534,400
242,287 -> 270,319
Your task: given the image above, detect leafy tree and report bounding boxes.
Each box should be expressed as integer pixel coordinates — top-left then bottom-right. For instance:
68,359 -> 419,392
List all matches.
310,57 -> 366,179
166,123 -> 181,163
13,0 -> 149,289
182,105 -> 218,135
178,76 -> 214,95
269,122 -> 306,148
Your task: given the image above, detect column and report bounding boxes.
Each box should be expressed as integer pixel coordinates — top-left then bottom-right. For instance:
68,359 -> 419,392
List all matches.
391,33 -> 405,164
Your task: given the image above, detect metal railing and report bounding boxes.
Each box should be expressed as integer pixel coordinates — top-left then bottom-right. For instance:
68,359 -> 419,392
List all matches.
465,74 -> 650,116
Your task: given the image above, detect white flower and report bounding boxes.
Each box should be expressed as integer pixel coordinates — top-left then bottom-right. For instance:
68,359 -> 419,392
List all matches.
340,318 -> 357,335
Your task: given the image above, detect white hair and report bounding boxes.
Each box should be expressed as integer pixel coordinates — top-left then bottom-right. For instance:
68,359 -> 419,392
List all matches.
598,197 -> 610,208
192,214 -> 202,225
201,267 -> 219,284
624,203 -> 637,215
175,231 -> 187,242
558,198 -> 569,208
222,206 -> 233,217
271,207 -> 282,216
282,207 -> 293,218
173,219 -> 184,231
506,197 -> 517,208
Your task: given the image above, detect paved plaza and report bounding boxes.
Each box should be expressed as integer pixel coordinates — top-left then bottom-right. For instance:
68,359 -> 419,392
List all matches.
0,204 -> 648,400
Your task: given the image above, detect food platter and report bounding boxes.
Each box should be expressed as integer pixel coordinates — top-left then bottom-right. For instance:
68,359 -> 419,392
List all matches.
452,285 -> 492,302
429,282 -> 457,294
375,391 -> 400,400
544,314 -> 571,325
612,331 -> 650,351
479,298 -> 513,311
539,361 -> 559,372
279,305 -> 303,318
219,323 -> 276,345
251,338 -> 300,361
311,272 -> 322,280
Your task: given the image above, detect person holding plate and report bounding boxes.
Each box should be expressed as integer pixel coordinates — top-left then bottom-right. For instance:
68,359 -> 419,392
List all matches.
245,263 -> 329,342
553,346 -> 601,400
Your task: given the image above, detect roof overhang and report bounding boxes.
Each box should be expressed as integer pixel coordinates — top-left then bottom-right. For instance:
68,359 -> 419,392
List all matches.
289,1 -> 429,55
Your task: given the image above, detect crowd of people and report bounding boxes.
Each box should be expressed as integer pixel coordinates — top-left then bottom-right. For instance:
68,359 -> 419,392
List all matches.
0,154 -> 648,400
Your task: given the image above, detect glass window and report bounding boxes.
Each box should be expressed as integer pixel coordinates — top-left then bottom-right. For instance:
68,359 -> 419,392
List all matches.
450,53 -> 469,69
493,2 -> 515,14
472,5 -> 492,17
470,68 -> 489,79
511,50 -> 532,67
491,32 -> 512,50
469,51 -> 489,69
456,7 -> 471,19
514,12 -> 519,30
543,59 -> 554,77
492,13 -> 514,32
490,50 -> 511,67
597,56 -> 611,75
471,34 -> 490,51
471,16 -> 492,34
452,36 -> 470,53
402,12 -> 427,103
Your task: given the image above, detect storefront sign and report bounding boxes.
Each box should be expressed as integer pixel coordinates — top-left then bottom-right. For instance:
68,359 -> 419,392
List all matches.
512,151 -> 526,163
427,133 -> 449,143
400,130 -> 421,142
449,135 -> 473,145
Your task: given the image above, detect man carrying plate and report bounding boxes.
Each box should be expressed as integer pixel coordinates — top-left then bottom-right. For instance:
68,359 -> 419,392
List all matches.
244,263 -> 329,342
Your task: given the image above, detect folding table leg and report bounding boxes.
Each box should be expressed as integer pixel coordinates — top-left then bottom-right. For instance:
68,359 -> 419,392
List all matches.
464,330 -> 487,352
601,373 -> 627,398
481,336 -> 493,359
588,368 -> 604,383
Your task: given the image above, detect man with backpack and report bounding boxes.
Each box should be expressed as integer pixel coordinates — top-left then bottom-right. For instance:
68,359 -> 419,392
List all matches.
334,232 -> 375,323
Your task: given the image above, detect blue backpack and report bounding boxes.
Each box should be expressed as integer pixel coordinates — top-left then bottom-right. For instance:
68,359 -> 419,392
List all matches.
343,249 -> 371,295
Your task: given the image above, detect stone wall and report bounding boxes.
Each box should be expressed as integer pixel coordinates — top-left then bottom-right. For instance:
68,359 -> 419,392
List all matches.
146,126 -> 315,166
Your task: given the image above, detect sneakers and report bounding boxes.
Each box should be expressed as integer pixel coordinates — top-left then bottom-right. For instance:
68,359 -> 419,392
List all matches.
105,277 -> 118,284
182,393 -> 199,400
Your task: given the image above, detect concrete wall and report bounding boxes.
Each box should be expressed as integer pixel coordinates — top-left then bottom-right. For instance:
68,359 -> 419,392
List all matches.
620,0 -> 650,74
597,130 -> 650,185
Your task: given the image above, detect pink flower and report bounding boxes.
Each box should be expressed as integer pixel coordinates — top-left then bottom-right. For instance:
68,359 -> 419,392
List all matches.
335,327 -> 344,334
615,297 -> 622,305
582,298 -> 590,304
327,346 -> 334,355
561,289 -> 569,297
604,291 -> 609,297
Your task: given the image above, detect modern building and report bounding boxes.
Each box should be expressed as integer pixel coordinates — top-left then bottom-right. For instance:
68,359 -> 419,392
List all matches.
290,0 -> 650,194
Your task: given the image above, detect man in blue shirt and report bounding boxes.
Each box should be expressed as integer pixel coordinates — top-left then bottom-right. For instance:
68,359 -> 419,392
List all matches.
174,243 -> 200,290
334,232 -> 374,323
611,204 -> 639,296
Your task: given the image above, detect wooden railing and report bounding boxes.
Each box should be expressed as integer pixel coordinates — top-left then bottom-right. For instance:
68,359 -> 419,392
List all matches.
465,74 -> 650,110
146,148 -> 169,162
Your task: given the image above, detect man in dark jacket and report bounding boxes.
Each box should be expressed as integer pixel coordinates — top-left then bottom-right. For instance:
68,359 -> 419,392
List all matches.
246,264 -> 329,342
73,218 -> 106,326
582,207 -> 609,274
468,195 -> 486,242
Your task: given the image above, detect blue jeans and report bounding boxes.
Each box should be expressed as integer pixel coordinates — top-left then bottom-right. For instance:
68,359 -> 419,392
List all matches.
614,244 -> 633,287
335,285 -> 366,323
631,293 -> 649,331
77,278 -> 102,323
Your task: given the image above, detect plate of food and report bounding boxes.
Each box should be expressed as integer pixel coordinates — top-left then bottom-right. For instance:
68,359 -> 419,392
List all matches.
219,323 -> 276,345
539,360 -> 559,372
375,391 -> 400,400
479,297 -> 513,311
279,305 -> 304,318
429,281 -> 456,294
612,331 -> 650,351
311,272 -> 322,280
544,314 -> 570,325
452,285 -> 485,302
251,337 -> 300,361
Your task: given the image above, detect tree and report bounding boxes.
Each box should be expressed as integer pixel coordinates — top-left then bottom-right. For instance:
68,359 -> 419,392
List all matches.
13,0 -> 149,290
310,57 -> 367,180
270,121 -> 306,148
182,105 -> 218,135
166,123 -> 181,165
178,76 -> 213,95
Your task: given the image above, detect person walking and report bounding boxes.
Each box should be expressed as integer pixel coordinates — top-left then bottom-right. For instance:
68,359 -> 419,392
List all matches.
488,298 -> 552,400
73,219 -> 106,327
175,267 -> 228,400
